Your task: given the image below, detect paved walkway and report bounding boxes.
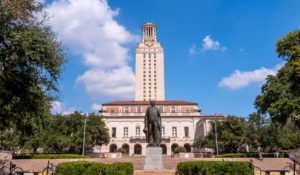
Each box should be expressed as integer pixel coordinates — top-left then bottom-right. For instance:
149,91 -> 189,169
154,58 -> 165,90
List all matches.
12,157 -> 291,173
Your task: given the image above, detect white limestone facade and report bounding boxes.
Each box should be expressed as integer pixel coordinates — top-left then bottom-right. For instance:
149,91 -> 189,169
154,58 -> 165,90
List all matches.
135,22 -> 165,101
99,101 -> 224,156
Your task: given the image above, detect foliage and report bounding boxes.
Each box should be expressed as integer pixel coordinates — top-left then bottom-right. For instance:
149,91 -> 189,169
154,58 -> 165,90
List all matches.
194,115 -> 247,153
114,148 -> 127,154
174,146 -> 187,153
194,113 -> 300,153
1,112 -> 110,154
214,153 -> 288,158
255,29 -> 300,128
177,161 -> 254,175
13,154 -> 91,159
55,161 -> 134,175
276,29 -> 300,97
0,0 -> 66,149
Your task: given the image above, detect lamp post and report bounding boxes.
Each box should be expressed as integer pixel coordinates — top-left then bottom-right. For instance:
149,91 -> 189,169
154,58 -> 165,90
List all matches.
213,113 -> 219,155
82,113 -> 87,156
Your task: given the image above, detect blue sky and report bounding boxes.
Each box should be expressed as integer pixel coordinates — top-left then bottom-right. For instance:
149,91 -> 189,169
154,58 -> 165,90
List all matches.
46,0 -> 300,117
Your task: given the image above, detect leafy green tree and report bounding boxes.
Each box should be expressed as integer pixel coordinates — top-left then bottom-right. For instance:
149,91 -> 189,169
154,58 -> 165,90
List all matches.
255,30 -> 300,128
276,29 -> 300,97
40,112 -> 109,154
0,0 -> 66,143
194,115 -> 247,153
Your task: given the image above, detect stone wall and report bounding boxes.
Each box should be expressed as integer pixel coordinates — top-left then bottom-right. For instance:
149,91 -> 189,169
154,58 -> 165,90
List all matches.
0,150 -> 12,160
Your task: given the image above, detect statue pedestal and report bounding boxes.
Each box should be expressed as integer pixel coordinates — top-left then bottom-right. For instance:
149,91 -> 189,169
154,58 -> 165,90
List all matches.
144,147 -> 163,170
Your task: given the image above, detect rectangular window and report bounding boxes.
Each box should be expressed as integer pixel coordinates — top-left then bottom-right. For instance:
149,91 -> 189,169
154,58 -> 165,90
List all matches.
172,106 -> 175,113
111,110 -> 115,113
137,107 -> 141,113
154,54 -> 156,58
184,127 -> 189,137
185,109 -> 190,112
136,127 -> 140,137
149,63 -> 151,66
154,59 -> 156,62
143,54 -> 146,58
161,127 -> 165,138
125,107 -> 129,113
124,127 -> 128,137
112,127 -> 116,137
149,53 -> 151,58
172,127 -> 177,137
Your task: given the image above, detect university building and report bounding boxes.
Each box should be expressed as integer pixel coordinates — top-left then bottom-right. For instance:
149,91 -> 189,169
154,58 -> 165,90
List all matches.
98,23 -> 223,156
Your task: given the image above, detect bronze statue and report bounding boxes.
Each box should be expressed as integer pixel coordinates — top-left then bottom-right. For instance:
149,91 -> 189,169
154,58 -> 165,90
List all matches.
143,101 -> 162,147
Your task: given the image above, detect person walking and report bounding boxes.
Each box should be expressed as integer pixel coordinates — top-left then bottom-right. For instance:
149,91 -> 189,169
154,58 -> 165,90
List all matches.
273,146 -> 279,158
171,151 -> 174,158
258,146 -> 264,161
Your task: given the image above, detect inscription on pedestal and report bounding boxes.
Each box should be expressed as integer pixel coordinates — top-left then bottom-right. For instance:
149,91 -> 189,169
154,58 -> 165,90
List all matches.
144,147 -> 163,170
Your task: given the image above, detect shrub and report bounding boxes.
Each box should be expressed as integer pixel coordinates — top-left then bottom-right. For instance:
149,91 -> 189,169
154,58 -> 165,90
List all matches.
114,148 -> 127,154
13,154 -> 91,159
174,146 -> 187,153
177,161 -> 254,175
214,153 -> 289,158
109,162 -> 134,175
55,161 -> 134,175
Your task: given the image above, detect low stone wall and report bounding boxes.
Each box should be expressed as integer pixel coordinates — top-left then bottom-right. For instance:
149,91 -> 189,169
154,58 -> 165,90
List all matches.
178,153 -> 194,158
289,149 -> 300,162
0,150 -> 12,160
106,152 -> 122,158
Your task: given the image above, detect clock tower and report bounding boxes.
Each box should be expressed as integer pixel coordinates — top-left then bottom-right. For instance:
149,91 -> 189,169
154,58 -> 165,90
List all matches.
135,22 -> 165,101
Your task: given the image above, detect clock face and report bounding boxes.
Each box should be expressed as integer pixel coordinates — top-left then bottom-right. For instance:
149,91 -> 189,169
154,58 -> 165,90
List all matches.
145,40 -> 153,47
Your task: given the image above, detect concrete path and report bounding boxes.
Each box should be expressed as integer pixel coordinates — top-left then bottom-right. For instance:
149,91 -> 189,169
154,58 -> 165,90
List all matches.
12,157 -> 292,173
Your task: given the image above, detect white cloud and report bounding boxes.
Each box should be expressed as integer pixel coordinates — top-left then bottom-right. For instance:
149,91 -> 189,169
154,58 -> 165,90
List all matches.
189,44 -> 196,54
45,0 -> 137,100
76,66 -> 135,99
51,101 -> 77,115
218,64 -> 283,89
91,103 -> 102,112
189,35 -> 227,54
203,35 -> 227,51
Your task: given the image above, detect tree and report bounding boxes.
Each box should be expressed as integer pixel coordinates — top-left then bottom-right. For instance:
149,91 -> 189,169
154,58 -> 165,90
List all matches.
194,115 -> 247,153
40,112 -> 109,154
255,29 -> 300,128
0,0 -> 66,142
276,29 -> 300,97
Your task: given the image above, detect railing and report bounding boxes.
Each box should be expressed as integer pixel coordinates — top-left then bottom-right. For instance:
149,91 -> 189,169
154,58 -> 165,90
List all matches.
102,112 -> 202,117
129,136 -> 170,140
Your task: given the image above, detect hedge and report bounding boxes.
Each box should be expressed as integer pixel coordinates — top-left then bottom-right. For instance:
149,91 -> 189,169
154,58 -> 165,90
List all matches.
177,161 -> 254,175
214,153 -> 289,158
55,161 -> 134,175
13,154 -> 91,159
